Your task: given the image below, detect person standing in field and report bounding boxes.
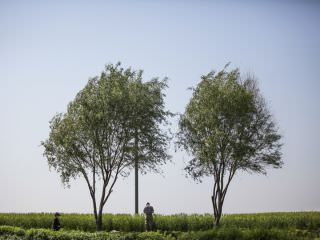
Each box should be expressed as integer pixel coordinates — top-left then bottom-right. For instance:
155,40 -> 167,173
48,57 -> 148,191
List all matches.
52,212 -> 61,231
143,202 -> 154,231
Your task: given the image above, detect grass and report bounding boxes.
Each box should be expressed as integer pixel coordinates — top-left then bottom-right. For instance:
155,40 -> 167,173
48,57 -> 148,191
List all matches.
0,212 -> 319,232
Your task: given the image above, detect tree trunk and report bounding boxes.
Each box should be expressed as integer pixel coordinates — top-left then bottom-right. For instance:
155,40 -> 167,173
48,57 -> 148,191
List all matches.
214,214 -> 221,226
211,191 -> 223,227
96,213 -> 103,231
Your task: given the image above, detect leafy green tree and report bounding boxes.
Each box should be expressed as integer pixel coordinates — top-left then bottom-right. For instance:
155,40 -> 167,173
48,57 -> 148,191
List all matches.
177,65 -> 283,226
41,63 -> 171,231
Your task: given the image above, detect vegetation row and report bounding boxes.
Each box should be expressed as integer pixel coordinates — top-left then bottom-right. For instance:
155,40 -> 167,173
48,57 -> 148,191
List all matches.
1,225 -> 320,240
0,212 -> 319,232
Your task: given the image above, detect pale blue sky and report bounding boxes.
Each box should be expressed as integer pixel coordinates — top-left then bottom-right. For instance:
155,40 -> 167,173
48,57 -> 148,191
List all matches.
0,0 -> 319,214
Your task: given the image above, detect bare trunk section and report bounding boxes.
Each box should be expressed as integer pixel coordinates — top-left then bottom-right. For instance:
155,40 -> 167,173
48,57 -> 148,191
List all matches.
211,169 -> 235,227
95,178 -> 108,231
82,168 -> 109,231
211,187 -> 223,226
95,212 -> 103,231
94,166 -> 121,231
92,196 -> 98,227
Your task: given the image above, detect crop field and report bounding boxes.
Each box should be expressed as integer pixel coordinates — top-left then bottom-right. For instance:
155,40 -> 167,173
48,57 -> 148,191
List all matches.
0,212 -> 320,239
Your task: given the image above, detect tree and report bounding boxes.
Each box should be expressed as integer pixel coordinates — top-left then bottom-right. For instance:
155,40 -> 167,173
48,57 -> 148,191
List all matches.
41,63 -> 171,231
177,65 -> 283,226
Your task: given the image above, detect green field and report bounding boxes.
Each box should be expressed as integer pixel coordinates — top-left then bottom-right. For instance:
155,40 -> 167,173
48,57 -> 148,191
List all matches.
0,212 -> 319,240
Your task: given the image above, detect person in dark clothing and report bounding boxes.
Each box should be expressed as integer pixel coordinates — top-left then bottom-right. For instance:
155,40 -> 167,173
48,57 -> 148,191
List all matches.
52,212 -> 61,231
143,202 -> 154,231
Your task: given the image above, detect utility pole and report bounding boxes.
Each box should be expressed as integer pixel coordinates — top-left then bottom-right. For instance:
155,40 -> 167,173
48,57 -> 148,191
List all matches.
134,132 -> 139,214
135,158 -> 138,214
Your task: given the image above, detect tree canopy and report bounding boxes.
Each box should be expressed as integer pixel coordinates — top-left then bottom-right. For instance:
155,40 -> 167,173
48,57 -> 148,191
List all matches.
177,65 -> 283,225
41,63 -> 171,230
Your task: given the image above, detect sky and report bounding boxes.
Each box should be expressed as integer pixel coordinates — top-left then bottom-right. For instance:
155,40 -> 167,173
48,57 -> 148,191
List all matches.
0,0 -> 319,215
